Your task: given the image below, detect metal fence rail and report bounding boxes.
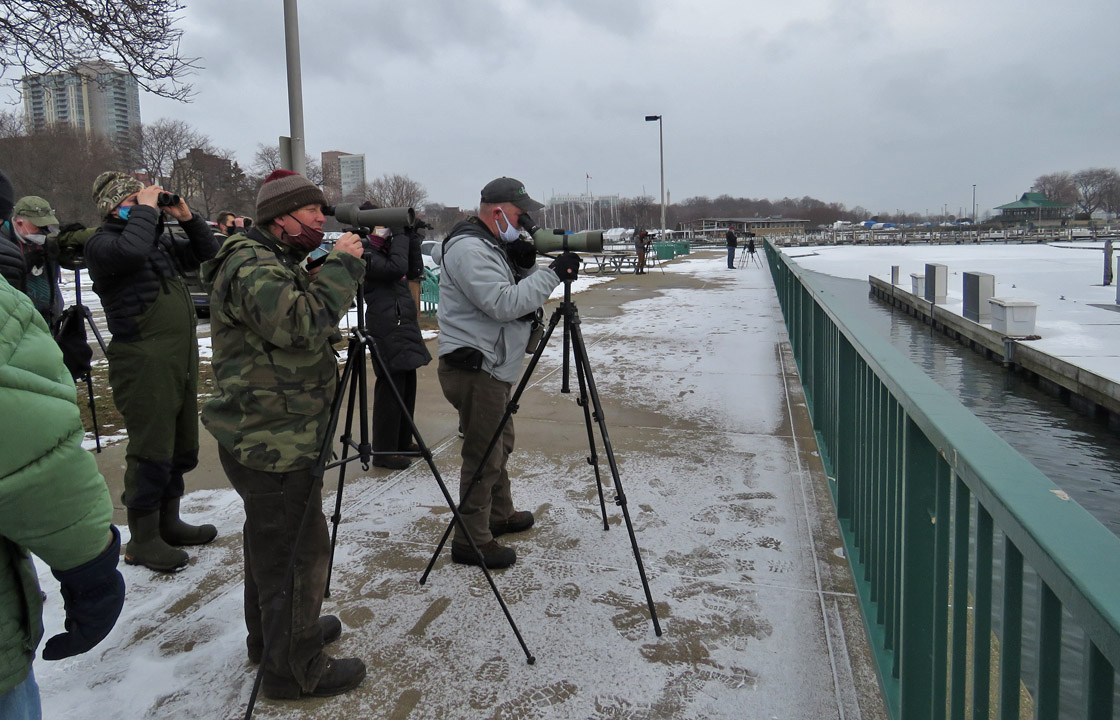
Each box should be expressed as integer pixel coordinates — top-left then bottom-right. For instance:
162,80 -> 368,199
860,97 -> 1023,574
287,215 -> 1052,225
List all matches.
764,241 -> 1120,720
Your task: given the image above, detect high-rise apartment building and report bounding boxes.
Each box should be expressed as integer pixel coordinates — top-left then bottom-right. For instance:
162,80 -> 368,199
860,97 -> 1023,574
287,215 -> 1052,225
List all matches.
321,150 -> 367,199
339,154 -> 366,198
21,63 -> 141,148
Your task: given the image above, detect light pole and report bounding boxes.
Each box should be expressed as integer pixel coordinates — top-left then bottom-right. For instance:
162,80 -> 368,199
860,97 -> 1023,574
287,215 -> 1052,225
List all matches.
645,115 -> 665,239
972,184 -> 977,223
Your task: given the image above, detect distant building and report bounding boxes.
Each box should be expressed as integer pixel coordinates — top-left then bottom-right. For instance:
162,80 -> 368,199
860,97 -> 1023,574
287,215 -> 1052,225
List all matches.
994,192 -> 1071,225
21,63 -> 141,148
683,217 -> 809,237
320,150 -> 366,199
339,154 -> 366,197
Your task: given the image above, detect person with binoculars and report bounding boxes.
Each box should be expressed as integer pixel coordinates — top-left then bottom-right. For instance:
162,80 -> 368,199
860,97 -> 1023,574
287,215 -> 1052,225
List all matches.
84,172 -> 220,573
434,177 -> 579,570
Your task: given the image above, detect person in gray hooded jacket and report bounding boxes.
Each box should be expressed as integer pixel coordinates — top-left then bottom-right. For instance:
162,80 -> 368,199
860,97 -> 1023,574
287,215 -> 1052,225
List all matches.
433,177 -> 579,569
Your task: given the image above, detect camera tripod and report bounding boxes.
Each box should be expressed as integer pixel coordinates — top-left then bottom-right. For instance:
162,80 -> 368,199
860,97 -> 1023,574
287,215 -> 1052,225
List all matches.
737,246 -> 762,269
420,259 -> 663,637
244,284 -> 534,719
56,268 -> 109,450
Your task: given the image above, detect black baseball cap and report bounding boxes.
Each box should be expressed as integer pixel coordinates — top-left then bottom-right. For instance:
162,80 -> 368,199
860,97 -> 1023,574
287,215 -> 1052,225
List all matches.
480,177 -> 544,212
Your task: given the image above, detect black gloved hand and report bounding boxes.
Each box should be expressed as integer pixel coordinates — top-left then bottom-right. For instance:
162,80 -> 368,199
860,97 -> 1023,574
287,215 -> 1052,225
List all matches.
549,252 -> 580,280
42,525 -> 126,661
507,239 -> 537,269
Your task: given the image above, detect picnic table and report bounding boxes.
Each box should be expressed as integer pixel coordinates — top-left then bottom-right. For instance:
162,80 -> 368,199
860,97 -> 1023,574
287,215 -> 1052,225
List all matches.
584,250 -> 639,274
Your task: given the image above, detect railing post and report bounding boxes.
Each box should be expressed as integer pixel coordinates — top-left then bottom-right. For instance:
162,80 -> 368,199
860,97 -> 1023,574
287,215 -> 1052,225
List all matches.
898,417 -> 939,718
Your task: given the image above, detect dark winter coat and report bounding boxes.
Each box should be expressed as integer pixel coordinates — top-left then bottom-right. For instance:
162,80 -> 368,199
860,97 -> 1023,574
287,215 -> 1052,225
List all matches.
363,230 -> 431,375
725,229 -> 738,248
84,207 -> 217,342
0,223 -> 91,327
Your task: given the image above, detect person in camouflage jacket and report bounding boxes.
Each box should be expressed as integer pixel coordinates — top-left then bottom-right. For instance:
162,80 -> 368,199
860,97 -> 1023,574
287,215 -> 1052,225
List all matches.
201,170 -> 368,701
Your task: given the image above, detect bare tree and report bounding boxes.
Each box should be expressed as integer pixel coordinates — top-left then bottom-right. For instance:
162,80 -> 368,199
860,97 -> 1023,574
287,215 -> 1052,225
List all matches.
421,202 -> 467,238
0,123 -> 121,225
1071,168 -> 1120,218
0,109 -> 24,138
363,173 -> 427,209
133,118 -> 208,186
0,0 -> 198,100
252,144 -> 283,176
1033,171 -> 1077,205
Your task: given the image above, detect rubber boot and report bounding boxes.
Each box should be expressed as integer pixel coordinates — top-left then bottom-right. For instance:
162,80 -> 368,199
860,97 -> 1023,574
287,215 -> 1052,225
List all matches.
125,508 -> 189,572
159,496 -> 217,546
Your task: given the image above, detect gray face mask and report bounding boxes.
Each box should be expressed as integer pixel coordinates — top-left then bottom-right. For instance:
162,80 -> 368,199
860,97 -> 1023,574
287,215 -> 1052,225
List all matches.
496,209 -> 521,243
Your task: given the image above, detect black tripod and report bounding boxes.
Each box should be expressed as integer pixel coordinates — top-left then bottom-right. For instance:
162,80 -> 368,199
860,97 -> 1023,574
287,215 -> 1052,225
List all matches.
421,258 -> 663,637
56,268 -> 109,451
244,285 -> 535,720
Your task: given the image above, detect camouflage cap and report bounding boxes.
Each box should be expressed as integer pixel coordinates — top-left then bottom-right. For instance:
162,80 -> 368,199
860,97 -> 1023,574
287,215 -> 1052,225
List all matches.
92,171 -> 144,218
12,196 -> 59,227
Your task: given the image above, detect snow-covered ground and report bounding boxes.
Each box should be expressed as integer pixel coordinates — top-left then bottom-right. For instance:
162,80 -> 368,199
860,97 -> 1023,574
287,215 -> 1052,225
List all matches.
34,253 -> 875,719
781,242 -> 1120,383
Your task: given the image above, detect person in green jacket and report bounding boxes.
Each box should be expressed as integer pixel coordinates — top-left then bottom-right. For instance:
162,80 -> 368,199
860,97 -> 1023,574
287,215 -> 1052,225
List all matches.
0,174 -> 125,717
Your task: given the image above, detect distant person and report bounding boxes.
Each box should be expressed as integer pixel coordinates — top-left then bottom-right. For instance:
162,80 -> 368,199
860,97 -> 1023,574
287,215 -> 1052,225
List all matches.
747,234 -> 756,257
726,226 -> 738,269
0,195 -> 89,328
433,177 -> 575,569
85,172 -> 220,573
634,228 -> 649,274
360,202 -> 432,469
215,210 -> 250,243
0,271 -> 126,719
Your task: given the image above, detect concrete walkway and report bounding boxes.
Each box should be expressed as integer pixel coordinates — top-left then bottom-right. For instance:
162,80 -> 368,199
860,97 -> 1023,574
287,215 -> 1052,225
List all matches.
47,250 -> 886,719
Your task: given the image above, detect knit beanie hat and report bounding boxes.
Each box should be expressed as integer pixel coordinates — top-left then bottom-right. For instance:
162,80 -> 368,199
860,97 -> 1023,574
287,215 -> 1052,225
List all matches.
255,169 -> 326,226
0,169 -> 14,222
92,171 -> 144,218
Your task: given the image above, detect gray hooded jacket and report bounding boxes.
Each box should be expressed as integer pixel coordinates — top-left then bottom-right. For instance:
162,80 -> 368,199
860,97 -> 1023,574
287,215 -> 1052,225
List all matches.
433,218 -> 559,383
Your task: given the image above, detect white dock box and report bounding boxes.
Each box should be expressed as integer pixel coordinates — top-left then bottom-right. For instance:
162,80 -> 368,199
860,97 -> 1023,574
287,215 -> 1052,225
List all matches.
910,273 -> 925,297
989,298 -> 1038,336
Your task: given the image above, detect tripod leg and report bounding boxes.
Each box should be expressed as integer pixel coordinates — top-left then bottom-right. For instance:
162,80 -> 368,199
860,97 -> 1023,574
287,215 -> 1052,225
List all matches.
324,343 -> 364,598
569,316 -> 610,529
566,310 -> 663,636
84,372 -> 102,453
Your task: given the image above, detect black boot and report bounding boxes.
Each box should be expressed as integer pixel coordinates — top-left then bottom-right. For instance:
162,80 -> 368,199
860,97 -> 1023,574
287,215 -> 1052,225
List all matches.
263,655 -> 367,699
159,496 -> 217,546
125,508 -> 189,572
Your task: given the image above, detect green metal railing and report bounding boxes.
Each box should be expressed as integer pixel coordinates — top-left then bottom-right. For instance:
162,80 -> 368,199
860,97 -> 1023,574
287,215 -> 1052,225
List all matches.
765,241 -> 1120,719
420,267 -> 439,315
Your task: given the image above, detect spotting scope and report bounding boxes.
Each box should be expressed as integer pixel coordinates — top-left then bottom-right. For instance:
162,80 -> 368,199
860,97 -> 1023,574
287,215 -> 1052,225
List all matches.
330,203 -> 416,230
518,215 -> 603,253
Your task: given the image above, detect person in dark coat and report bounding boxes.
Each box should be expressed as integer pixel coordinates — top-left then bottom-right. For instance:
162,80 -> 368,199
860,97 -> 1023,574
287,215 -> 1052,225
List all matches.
362,211 -> 432,469
85,171 -> 220,573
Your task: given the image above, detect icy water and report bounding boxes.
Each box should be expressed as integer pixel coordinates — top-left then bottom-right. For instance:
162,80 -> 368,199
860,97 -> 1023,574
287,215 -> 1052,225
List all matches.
803,269 -> 1120,718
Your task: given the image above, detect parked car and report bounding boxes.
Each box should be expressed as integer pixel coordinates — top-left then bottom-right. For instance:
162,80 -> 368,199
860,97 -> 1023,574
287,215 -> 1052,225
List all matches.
421,239 -> 439,269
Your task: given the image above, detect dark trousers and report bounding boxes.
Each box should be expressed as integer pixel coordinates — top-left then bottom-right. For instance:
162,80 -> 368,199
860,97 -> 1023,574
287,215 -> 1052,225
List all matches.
437,358 -> 516,546
727,245 -> 736,268
218,446 -> 329,693
107,337 -> 199,510
372,369 -> 417,452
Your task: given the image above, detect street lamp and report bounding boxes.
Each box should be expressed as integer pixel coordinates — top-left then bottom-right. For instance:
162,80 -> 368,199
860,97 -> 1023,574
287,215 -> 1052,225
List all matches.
645,115 -> 666,240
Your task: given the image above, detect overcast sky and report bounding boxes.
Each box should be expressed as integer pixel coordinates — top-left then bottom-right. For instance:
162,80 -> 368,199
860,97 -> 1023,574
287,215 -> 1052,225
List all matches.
27,0 -> 1120,215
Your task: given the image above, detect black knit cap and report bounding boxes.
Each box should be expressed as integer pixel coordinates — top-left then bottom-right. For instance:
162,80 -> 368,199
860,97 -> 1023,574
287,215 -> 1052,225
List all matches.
255,169 -> 326,226
480,177 -> 544,212
0,169 -> 13,222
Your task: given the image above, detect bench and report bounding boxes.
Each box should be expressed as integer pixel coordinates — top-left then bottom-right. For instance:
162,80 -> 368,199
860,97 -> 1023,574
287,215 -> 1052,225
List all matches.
585,251 -> 639,274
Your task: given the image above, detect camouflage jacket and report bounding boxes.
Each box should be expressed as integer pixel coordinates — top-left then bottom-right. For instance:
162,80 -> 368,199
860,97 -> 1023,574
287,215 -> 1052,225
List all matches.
200,228 -> 364,472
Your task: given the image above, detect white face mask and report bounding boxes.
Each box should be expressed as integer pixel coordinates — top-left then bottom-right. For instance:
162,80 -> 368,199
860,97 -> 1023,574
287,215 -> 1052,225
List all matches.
496,209 -> 521,243
15,225 -> 46,245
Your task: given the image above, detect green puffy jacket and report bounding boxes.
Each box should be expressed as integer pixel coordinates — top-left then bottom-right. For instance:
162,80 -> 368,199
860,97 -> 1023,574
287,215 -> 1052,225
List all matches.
201,228 -> 364,472
0,277 -> 115,694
